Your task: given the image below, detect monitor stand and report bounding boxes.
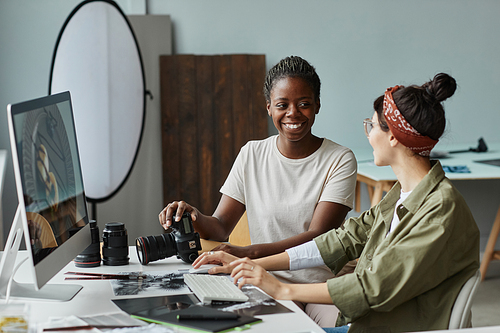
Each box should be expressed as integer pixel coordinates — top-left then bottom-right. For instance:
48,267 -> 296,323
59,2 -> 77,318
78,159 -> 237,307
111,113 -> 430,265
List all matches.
0,207 -> 82,302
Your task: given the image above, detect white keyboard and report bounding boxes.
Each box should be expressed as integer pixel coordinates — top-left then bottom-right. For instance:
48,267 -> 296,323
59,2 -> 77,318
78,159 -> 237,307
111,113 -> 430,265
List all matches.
184,273 -> 249,305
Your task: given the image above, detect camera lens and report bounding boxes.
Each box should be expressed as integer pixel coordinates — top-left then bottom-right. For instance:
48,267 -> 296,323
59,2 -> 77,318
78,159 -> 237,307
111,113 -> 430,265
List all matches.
74,220 -> 101,268
136,233 -> 176,265
136,213 -> 201,265
102,222 -> 129,266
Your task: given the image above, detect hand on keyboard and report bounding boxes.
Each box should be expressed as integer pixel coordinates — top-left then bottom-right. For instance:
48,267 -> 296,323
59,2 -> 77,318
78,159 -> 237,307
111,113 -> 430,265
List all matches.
230,257 -> 284,301
193,251 -> 285,302
192,251 -> 240,275
189,264 -> 220,274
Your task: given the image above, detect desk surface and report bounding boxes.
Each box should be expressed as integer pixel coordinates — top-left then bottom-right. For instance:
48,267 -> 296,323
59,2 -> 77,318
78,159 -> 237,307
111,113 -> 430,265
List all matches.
3,247 -> 323,333
353,142 -> 500,182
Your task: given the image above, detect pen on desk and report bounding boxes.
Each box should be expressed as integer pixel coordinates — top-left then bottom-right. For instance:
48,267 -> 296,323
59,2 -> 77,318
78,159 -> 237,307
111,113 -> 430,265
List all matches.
43,327 -> 94,332
64,271 -> 147,280
177,314 -> 240,321
64,272 -> 110,280
43,325 -> 138,331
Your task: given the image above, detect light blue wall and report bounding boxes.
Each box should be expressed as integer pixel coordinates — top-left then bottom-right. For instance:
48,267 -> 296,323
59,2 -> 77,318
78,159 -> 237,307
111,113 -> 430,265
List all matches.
1,0 -> 500,249
0,0 -> 87,244
144,0 -> 500,150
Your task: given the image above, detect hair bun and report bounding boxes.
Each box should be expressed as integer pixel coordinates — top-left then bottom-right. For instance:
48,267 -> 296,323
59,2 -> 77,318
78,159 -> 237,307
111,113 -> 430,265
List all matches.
423,73 -> 457,102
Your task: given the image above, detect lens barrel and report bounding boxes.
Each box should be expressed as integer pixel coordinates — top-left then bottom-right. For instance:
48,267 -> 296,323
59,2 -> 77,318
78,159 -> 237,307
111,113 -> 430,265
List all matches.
102,222 -> 129,266
74,220 -> 101,268
136,234 -> 176,265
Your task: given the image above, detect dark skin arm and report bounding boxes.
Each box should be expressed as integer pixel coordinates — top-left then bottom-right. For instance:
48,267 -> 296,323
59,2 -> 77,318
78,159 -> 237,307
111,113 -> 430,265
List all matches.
214,200 -> 350,258
159,195 -> 245,241
159,196 -> 350,259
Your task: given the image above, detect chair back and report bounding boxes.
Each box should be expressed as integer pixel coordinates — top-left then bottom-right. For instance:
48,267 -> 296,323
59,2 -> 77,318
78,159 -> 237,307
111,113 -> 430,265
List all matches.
228,212 -> 251,246
448,269 -> 481,329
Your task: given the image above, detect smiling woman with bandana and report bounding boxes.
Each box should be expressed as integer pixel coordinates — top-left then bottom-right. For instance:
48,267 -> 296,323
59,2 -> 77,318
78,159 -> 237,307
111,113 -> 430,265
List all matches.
194,73 -> 480,333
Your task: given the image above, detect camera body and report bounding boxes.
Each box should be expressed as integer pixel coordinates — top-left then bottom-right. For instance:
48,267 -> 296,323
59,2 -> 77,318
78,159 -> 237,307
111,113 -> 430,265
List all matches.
136,212 -> 201,265
169,213 -> 202,263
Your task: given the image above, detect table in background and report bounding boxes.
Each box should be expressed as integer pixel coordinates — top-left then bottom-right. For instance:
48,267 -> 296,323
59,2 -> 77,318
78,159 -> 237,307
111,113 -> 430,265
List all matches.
352,143 -> 500,280
3,246 -> 324,333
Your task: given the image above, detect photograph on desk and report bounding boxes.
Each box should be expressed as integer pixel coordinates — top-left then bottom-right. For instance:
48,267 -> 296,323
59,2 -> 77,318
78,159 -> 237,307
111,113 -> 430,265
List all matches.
112,276 -> 292,314
110,271 -> 190,296
65,270 -> 191,296
209,284 -> 292,316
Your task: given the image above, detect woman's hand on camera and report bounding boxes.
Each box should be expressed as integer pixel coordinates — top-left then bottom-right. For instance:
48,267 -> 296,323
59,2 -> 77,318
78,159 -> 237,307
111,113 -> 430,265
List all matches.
230,257 -> 286,299
158,201 -> 198,230
192,251 -> 239,275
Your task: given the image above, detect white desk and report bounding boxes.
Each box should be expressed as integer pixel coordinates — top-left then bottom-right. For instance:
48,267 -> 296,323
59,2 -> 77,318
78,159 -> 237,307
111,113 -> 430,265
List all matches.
3,247 -> 323,333
353,142 -> 500,211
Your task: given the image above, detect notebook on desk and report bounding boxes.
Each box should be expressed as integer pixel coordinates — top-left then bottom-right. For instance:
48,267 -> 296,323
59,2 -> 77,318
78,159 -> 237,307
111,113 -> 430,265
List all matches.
475,159 -> 500,167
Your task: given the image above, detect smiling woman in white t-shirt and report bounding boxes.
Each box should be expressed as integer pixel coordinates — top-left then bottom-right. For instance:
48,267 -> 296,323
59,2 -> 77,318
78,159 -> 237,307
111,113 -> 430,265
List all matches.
158,56 -> 358,326
158,56 -> 357,264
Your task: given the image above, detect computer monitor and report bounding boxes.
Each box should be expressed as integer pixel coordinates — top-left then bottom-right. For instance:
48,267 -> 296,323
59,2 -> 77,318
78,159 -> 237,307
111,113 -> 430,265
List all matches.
0,91 -> 91,301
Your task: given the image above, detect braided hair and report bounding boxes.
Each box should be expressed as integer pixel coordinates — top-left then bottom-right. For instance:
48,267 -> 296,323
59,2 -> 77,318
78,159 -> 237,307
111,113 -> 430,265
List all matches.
263,56 -> 321,103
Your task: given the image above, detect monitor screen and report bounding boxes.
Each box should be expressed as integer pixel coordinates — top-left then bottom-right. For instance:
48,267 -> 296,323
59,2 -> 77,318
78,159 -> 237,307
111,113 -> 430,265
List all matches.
1,91 -> 91,300
11,91 -> 88,263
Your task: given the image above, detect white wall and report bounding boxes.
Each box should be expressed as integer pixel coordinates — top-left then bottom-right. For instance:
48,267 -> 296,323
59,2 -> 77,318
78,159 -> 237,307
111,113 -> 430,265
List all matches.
1,0 -> 500,250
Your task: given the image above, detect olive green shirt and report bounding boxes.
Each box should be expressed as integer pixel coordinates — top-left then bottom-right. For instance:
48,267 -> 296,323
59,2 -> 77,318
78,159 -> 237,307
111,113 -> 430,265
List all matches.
315,161 -> 479,333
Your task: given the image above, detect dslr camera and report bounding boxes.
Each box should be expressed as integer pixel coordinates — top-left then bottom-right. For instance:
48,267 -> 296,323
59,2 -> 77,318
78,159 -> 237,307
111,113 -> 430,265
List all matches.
136,212 -> 201,264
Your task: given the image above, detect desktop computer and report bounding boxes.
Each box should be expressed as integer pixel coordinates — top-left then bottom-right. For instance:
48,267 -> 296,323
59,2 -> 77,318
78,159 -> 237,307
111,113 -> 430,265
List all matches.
0,91 -> 92,301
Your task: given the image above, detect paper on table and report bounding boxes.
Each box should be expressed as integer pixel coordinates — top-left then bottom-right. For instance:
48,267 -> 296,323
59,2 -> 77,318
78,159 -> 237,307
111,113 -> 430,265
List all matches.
41,313 -> 147,332
108,323 -> 174,333
42,316 -> 98,332
80,313 -> 146,327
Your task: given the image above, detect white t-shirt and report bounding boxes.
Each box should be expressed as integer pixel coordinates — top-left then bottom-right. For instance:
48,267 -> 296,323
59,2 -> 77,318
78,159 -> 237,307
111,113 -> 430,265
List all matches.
220,135 -> 357,283
388,189 -> 412,235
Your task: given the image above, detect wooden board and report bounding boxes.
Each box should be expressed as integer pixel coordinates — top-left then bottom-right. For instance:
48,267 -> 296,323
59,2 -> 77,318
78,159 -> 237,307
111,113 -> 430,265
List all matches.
160,54 -> 267,214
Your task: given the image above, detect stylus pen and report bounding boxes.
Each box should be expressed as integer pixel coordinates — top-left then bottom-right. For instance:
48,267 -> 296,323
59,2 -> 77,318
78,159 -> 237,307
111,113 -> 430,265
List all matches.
44,325 -> 140,331
177,314 -> 240,321
64,271 -> 147,280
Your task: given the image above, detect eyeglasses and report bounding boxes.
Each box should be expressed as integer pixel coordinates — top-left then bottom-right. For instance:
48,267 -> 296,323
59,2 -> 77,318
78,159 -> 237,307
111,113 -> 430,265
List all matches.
363,118 -> 376,137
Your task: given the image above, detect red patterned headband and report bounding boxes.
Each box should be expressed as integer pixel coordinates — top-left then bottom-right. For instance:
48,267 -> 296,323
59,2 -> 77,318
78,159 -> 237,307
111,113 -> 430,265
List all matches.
383,86 -> 438,157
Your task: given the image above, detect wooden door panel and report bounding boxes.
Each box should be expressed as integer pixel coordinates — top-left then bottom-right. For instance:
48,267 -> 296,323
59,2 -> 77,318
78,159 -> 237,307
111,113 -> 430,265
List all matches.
160,54 -> 267,214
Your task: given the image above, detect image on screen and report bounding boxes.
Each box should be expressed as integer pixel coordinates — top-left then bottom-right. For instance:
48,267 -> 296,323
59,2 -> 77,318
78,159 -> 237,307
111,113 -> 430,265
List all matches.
11,98 -> 88,265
